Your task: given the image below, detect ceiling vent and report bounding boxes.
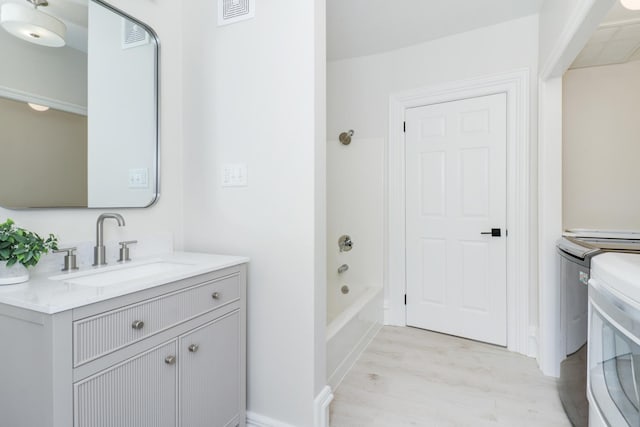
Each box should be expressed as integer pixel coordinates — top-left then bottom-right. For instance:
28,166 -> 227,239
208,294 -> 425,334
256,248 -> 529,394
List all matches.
121,18 -> 149,49
218,0 -> 255,26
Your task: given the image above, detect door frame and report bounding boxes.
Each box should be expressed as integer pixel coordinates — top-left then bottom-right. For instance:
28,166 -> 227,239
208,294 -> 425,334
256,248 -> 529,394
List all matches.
537,0 -> 616,376
386,69 -> 533,356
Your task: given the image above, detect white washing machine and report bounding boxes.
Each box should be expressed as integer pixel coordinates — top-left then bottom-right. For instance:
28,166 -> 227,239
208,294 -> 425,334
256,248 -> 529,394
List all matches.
557,230 -> 640,427
588,252 -> 640,427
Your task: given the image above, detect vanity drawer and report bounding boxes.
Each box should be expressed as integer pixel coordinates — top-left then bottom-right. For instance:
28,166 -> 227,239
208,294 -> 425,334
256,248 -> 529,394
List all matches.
73,274 -> 239,367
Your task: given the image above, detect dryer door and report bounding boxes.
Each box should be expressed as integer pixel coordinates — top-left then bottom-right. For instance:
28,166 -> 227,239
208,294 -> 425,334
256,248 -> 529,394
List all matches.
589,293 -> 640,427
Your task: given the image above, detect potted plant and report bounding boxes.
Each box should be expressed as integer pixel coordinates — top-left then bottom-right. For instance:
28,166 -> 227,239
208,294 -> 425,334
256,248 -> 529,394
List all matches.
0,219 -> 58,285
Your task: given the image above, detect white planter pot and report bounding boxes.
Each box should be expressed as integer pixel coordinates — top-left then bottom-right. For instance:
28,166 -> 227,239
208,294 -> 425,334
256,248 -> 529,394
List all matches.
0,261 -> 29,285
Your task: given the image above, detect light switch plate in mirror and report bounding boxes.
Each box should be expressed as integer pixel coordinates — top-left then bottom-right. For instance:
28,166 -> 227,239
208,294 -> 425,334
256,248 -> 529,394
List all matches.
0,0 -> 159,209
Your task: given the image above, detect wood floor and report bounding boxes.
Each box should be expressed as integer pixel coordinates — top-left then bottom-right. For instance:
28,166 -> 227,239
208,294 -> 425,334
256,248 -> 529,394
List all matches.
330,326 -> 571,427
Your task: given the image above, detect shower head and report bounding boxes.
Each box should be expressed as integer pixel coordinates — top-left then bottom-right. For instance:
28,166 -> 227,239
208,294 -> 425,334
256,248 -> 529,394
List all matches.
339,130 -> 354,145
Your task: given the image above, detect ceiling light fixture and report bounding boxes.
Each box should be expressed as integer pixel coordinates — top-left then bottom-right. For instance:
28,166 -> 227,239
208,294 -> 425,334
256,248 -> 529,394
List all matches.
27,102 -> 49,111
0,0 -> 66,47
621,0 -> 640,10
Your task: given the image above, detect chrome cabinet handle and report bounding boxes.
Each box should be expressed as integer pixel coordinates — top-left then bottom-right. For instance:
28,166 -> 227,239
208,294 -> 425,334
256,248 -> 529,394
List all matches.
188,344 -> 199,353
211,292 -> 221,300
164,355 -> 176,365
131,320 -> 145,330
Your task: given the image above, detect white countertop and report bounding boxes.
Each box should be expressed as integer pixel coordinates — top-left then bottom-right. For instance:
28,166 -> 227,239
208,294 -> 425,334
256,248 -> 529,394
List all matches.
0,252 -> 248,314
591,252 -> 640,305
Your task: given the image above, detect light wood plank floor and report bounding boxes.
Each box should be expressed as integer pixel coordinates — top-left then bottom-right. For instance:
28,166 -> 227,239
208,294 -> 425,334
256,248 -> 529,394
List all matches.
330,326 -> 571,427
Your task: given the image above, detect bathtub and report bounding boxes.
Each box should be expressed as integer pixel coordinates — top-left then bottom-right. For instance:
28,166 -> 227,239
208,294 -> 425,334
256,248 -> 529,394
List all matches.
326,286 -> 383,389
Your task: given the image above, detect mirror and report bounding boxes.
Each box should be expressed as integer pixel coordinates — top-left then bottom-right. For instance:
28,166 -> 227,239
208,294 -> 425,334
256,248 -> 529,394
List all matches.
0,0 -> 158,208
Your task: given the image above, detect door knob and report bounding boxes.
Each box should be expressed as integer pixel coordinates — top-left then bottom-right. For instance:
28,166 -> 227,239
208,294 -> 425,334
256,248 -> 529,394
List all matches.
164,355 -> 176,365
188,344 -> 199,353
480,228 -> 501,237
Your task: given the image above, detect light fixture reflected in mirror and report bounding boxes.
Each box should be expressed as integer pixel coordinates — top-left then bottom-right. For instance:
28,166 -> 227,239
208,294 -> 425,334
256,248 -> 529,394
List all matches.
0,0 -> 66,47
621,0 -> 640,10
27,102 -> 49,111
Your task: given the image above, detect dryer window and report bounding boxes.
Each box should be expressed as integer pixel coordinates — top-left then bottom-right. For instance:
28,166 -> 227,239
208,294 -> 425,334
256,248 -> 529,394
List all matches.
590,303 -> 640,426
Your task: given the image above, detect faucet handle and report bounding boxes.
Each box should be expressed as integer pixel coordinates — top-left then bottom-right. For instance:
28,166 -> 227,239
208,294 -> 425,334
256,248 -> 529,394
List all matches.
53,247 -> 79,272
118,240 -> 138,263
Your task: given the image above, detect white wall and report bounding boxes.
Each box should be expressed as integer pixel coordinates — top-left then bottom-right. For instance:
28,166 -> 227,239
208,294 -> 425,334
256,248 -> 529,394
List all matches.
563,61 -> 640,230
87,2 -> 156,207
181,1 -> 326,426
0,28 -> 86,108
328,14 -> 539,330
0,0 -> 184,254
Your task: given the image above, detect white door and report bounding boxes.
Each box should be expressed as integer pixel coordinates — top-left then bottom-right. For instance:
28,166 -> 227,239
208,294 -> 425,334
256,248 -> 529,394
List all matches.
405,93 -> 507,346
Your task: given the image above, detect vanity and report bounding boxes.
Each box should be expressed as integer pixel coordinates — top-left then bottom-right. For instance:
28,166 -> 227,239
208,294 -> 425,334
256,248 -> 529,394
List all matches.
0,253 -> 247,427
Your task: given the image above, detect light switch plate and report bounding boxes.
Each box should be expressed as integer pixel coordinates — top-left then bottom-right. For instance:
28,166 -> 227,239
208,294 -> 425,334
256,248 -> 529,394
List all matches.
222,163 -> 248,187
128,168 -> 149,188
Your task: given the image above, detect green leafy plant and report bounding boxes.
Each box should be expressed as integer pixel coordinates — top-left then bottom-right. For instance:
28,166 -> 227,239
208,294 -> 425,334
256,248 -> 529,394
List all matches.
0,219 -> 58,268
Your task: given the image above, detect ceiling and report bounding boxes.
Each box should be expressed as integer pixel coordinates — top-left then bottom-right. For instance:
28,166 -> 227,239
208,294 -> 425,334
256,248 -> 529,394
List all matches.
570,1 -> 640,69
327,0 -> 544,61
0,0 -> 87,51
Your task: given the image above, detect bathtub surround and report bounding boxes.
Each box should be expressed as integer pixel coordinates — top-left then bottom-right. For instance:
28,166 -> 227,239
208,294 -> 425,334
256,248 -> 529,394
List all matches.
326,287 -> 383,389
326,137 -> 385,314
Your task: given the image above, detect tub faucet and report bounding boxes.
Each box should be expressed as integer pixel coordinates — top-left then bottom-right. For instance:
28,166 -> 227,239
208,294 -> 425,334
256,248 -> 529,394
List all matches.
93,213 -> 125,266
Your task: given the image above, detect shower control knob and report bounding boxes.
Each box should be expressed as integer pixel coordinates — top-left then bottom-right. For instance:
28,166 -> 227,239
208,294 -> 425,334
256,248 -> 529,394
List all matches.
339,235 -> 353,252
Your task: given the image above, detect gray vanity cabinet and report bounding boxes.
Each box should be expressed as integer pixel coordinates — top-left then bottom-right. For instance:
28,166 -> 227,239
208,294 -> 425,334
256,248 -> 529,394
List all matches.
0,264 -> 246,427
179,312 -> 241,426
74,340 -> 179,427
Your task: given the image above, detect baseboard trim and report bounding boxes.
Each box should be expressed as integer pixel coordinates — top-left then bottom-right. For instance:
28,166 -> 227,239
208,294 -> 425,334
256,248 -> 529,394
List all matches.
246,412 -> 297,427
246,388 -> 333,427
314,385 -> 334,427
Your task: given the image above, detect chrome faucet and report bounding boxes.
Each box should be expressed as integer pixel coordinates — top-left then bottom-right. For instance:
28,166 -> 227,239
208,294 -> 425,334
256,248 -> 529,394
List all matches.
93,213 -> 125,266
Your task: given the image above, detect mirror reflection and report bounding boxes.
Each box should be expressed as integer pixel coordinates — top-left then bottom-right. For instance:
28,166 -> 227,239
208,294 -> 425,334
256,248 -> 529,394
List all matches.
0,0 -> 158,208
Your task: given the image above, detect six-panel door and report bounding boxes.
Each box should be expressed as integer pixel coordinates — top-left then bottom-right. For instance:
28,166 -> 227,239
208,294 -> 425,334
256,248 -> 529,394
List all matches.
405,93 -> 508,346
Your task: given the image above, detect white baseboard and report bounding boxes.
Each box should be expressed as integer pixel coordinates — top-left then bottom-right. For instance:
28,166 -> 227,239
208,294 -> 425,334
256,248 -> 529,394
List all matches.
383,298 -> 391,325
528,325 -> 539,358
314,385 -> 334,427
246,412 -> 297,427
246,387 -> 333,427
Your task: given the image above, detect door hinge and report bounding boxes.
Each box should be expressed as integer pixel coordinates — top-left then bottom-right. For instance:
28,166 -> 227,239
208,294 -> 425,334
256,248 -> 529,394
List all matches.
403,121 -> 406,133
404,294 -> 407,305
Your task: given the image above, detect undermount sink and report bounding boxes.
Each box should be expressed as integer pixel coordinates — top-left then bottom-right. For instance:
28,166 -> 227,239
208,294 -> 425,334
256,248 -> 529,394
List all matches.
49,260 -> 195,287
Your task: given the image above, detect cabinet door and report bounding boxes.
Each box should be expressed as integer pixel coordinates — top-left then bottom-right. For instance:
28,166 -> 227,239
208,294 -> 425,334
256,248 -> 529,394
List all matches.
179,311 -> 240,427
74,340 -> 178,427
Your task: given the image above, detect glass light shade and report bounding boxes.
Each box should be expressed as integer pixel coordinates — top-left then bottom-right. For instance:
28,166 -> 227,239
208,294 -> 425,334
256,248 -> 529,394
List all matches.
621,0 -> 640,10
0,3 -> 66,47
27,102 -> 49,111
